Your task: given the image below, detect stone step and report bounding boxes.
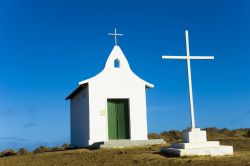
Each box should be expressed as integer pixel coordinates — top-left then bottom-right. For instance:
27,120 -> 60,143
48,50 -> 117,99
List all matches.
171,141 -> 220,149
99,139 -> 165,148
161,145 -> 233,156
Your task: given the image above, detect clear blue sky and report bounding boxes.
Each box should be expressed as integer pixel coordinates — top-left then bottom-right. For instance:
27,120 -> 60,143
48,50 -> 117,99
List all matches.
0,0 -> 249,150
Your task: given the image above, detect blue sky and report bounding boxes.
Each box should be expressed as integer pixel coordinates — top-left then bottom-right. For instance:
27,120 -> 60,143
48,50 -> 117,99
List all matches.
0,0 -> 249,150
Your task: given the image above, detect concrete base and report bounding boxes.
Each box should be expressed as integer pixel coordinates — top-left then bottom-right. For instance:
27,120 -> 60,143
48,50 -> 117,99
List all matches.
161,128 -> 233,156
183,128 -> 207,143
97,139 -> 165,148
161,144 -> 233,156
171,141 -> 220,149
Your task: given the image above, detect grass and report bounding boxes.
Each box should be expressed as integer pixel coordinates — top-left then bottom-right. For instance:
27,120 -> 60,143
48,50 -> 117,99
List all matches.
0,140 -> 250,166
0,128 -> 250,166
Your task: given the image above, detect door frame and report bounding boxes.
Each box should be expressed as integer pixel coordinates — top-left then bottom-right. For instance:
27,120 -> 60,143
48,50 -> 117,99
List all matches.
106,98 -> 131,140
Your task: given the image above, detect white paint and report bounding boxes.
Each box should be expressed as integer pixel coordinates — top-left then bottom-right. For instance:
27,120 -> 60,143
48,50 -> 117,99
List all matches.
67,46 -> 153,147
162,56 -> 214,60
161,128 -> 233,156
172,141 -> 220,149
161,145 -> 233,156
182,128 -> 207,143
161,30 -> 233,156
70,87 -> 89,147
162,30 -> 214,129
108,28 -> 123,46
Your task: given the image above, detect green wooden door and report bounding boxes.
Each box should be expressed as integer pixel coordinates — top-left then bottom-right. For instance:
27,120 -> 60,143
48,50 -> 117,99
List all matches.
108,100 -> 117,140
108,99 -> 130,140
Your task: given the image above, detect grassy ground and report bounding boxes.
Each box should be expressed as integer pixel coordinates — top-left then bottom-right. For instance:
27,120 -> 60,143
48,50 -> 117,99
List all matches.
0,138 -> 250,166
1,128 -> 249,166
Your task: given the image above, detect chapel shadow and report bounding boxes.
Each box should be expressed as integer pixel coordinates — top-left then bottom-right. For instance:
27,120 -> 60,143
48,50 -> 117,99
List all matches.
68,142 -> 104,151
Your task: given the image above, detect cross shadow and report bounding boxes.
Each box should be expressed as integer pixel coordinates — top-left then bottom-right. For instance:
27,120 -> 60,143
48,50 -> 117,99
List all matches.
153,146 -> 180,158
154,151 -> 179,158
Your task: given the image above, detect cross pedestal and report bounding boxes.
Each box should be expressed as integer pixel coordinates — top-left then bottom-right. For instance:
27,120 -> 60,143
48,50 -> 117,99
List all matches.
161,128 -> 233,156
182,128 -> 207,143
161,30 -> 233,156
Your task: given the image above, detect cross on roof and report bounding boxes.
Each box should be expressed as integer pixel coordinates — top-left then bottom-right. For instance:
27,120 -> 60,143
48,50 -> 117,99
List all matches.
108,28 -> 123,46
162,30 -> 214,129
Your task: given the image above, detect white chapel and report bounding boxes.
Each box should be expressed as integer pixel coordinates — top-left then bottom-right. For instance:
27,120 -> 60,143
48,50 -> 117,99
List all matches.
66,31 -> 156,147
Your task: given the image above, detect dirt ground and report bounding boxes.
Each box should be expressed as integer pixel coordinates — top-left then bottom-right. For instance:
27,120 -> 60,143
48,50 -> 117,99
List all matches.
0,138 -> 250,166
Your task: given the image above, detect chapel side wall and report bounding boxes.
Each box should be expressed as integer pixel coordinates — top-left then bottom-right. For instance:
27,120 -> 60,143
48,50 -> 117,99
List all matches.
70,87 -> 89,147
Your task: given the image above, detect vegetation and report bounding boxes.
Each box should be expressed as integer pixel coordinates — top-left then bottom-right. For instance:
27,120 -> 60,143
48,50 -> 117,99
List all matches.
32,144 -> 70,154
50,144 -> 70,151
246,130 -> 250,137
0,149 -> 17,157
17,148 -> 29,155
148,127 -> 250,142
0,128 -> 249,158
0,128 -> 250,166
32,146 -> 51,154
0,143 -> 70,158
0,139 -> 250,166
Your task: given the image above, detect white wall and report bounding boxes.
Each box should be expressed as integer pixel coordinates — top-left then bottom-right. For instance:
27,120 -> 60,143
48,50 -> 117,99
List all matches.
70,86 -> 89,147
87,46 -> 151,144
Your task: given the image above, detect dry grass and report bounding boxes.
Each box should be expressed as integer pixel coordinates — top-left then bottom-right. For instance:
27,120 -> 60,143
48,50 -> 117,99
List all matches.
1,128 -> 250,166
0,138 -> 250,166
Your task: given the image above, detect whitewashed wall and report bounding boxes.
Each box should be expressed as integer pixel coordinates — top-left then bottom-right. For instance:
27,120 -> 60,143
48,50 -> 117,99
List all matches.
70,87 -> 89,147
86,46 -> 152,145
69,46 -> 153,146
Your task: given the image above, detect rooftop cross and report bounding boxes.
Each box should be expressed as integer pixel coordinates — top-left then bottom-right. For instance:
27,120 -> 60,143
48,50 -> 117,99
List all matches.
108,28 -> 123,46
162,30 -> 214,129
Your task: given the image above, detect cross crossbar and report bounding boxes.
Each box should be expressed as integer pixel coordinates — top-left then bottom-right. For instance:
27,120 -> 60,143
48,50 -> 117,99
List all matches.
162,56 -> 214,60
161,30 -> 214,129
108,28 -> 123,46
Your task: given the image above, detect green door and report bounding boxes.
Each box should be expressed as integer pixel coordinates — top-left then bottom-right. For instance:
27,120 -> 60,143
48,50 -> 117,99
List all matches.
108,99 -> 130,140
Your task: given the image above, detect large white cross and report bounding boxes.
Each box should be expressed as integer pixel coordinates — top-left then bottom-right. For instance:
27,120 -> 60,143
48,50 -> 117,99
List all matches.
108,28 -> 123,46
162,30 -> 214,129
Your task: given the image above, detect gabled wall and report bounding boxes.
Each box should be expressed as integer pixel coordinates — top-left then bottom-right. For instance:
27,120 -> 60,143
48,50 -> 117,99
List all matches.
70,86 -> 89,147
87,46 -> 149,144
68,46 -> 153,146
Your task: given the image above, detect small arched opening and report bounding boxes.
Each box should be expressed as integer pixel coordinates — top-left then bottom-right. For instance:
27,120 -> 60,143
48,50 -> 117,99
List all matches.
114,59 -> 120,68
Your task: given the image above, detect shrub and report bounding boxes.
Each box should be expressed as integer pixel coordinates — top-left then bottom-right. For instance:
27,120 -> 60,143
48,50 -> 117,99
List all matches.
231,129 -> 245,138
246,130 -> 250,138
33,146 -> 50,154
51,146 -> 64,151
0,149 -> 17,157
50,144 -> 70,152
205,127 -> 220,134
160,130 -> 182,142
160,131 -> 171,142
220,128 -> 231,134
18,148 -> 29,155
148,133 -> 161,140
168,130 -> 182,140
61,143 -> 70,150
